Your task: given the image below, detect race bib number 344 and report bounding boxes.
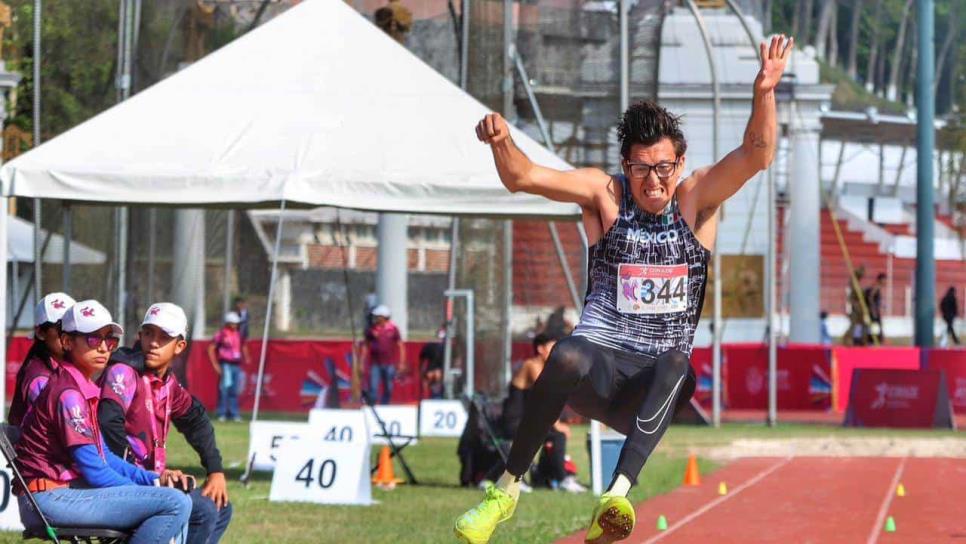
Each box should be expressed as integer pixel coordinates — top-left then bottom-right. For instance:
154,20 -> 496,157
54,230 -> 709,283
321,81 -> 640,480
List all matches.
617,263 -> 688,315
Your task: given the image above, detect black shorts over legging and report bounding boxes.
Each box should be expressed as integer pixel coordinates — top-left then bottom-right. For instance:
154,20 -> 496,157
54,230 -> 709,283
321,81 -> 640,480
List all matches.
505,335 -> 695,486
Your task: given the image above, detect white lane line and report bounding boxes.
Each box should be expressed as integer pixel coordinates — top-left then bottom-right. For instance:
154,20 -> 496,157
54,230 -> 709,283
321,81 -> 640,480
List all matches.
642,456 -> 794,544
866,456 -> 907,544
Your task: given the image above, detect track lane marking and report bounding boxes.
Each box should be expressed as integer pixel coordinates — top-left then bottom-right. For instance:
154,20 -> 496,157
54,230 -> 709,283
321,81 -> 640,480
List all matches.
641,456 -> 793,544
866,456 -> 907,544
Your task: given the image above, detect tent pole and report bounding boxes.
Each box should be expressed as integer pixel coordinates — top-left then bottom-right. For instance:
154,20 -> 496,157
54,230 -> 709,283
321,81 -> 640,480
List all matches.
32,0 -> 41,302
0,197 -> 7,420
116,207 -> 128,335
502,220 -> 512,391
62,202 -> 70,292
445,0 -> 469,400
443,217 -> 458,400
501,0 -> 514,392
251,200 -> 286,423
147,209 -> 156,301
12,261 -> 18,324
224,210 -> 234,317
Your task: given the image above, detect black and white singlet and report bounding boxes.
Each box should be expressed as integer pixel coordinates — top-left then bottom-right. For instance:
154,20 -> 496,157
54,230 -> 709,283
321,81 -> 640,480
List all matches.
571,174 -> 710,356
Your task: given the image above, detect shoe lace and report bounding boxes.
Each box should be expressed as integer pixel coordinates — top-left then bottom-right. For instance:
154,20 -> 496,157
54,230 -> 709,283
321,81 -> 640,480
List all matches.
463,485 -> 507,524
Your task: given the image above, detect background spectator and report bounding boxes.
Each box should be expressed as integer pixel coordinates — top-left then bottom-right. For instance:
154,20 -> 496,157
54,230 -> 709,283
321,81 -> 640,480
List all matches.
362,305 -> 406,404
941,286 -> 960,346
208,312 -> 251,421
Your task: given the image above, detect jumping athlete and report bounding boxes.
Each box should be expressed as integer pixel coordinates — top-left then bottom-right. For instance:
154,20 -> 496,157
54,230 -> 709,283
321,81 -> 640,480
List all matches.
455,35 -> 792,544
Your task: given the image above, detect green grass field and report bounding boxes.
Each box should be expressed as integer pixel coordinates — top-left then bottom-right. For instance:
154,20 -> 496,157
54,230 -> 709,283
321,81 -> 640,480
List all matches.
1,418 -> 962,543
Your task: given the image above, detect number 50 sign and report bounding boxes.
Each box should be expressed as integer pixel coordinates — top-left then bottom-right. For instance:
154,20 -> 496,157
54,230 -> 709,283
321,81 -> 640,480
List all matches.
269,431 -> 372,505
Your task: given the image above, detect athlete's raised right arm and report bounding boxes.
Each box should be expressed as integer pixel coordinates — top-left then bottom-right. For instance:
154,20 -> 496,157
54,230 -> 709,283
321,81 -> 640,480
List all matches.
476,113 -> 611,208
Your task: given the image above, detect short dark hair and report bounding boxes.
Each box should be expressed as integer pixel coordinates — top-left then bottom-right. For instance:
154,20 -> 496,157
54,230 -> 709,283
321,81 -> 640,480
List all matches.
233,296 -> 246,305
532,332 -> 558,352
876,273 -> 887,282
617,100 -> 687,159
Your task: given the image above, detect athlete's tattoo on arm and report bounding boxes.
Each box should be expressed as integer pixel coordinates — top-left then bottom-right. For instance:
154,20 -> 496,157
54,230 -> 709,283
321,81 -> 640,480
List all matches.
747,130 -> 767,149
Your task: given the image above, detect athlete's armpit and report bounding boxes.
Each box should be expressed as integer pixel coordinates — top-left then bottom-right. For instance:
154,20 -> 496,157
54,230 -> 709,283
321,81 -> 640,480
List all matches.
694,206 -> 717,232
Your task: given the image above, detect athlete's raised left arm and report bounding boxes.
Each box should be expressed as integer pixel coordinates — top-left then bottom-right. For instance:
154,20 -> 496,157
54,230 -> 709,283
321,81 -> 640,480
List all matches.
685,35 -> 792,213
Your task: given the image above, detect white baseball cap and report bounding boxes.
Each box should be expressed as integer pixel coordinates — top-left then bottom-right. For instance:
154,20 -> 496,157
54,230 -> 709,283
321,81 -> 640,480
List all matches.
371,305 -> 391,318
224,312 -> 242,324
142,303 -> 188,338
61,300 -> 123,336
34,292 -> 76,326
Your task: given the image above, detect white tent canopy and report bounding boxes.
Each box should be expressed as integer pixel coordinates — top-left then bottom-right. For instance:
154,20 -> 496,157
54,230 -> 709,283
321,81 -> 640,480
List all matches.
7,215 -> 105,264
0,0 -> 578,218
0,0 -> 582,424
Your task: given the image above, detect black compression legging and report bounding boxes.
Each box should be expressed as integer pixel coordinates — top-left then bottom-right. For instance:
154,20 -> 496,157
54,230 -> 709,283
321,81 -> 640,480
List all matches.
505,335 -> 694,486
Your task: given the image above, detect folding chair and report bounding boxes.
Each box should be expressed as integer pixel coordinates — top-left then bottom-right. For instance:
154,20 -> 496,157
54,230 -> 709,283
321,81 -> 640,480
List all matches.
0,424 -> 129,543
361,391 -> 418,484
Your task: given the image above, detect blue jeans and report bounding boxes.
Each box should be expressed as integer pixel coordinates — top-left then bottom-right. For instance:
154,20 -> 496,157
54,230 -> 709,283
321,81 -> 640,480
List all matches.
19,486 -> 191,544
217,362 -> 245,418
369,365 -> 396,404
187,489 -> 233,544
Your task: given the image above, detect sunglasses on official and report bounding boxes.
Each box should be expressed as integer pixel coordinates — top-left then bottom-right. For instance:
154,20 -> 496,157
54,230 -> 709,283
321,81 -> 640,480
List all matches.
69,332 -> 120,351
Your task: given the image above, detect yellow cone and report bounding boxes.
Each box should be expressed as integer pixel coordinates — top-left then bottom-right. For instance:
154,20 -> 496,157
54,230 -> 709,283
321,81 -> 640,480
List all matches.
718,482 -> 728,495
896,483 -> 906,497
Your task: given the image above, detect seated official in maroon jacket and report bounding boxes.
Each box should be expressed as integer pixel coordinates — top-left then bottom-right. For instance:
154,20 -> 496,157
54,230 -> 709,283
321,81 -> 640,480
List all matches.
99,303 -> 233,544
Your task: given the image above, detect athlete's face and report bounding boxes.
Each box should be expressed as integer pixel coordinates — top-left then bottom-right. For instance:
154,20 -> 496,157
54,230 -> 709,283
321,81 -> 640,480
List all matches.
621,139 -> 685,215
138,324 -> 187,374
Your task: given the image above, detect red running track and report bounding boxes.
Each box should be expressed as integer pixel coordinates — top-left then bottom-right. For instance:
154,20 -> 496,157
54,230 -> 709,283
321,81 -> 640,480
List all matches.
558,457 -> 966,543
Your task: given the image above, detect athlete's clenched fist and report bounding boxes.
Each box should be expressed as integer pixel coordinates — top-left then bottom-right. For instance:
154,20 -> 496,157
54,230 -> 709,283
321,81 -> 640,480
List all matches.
475,113 -> 510,145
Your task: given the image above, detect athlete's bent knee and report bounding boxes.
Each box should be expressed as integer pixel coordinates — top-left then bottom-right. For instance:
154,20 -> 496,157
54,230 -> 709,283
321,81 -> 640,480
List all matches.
542,337 -> 592,385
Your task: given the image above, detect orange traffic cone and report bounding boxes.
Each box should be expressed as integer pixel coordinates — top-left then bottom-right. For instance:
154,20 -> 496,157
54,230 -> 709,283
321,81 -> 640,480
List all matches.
372,446 -> 404,489
683,454 -> 701,486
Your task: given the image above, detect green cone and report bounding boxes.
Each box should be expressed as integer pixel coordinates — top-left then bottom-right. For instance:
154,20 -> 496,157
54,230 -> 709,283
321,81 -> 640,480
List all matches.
657,515 -> 668,531
885,516 -> 896,533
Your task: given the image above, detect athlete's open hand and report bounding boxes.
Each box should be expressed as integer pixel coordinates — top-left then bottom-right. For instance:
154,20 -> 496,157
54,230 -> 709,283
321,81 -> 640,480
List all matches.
475,113 -> 510,146
756,35 -> 793,94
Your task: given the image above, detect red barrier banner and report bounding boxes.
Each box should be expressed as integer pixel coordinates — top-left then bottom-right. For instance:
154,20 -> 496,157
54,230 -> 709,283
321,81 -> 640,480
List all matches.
923,349 -> 966,414
723,344 -> 831,410
844,368 -> 954,429
690,347 -> 714,410
2,337 -> 541,415
722,344 -> 768,410
5,337 -> 35,402
831,347 -> 920,412
185,340 -> 432,412
185,340 -> 539,413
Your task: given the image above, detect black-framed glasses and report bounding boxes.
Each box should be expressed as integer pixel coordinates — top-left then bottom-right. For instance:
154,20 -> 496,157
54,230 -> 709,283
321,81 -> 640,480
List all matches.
70,332 -> 120,351
625,159 -> 680,180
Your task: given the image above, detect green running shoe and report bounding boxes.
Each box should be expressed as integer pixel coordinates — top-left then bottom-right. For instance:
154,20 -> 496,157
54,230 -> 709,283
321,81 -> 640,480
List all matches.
584,493 -> 635,544
454,483 -> 518,544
